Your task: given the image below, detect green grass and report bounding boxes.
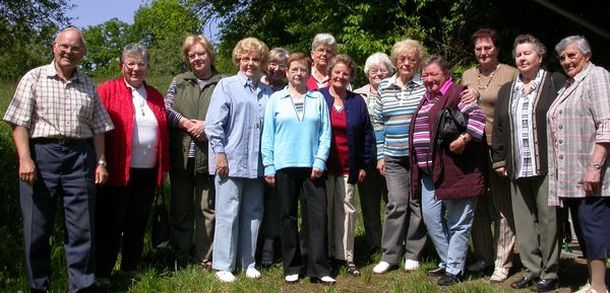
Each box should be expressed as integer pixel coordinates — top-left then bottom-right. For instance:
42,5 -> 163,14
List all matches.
0,76 -> 588,292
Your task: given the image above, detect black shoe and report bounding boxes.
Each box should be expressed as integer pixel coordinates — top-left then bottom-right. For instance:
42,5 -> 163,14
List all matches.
537,278 -> 559,292
426,267 -> 445,277
437,272 -> 462,286
510,275 -> 536,289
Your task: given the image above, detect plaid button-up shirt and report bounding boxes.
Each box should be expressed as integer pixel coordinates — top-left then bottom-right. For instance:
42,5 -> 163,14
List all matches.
3,62 -> 114,139
547,63 -> 610,206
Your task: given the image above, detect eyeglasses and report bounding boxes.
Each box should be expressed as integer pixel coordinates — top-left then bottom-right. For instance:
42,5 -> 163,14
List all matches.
474,45 -> 495,53
421,73 -> 442,79
187,52 -> 207,60
289,67 -> 308,74
269,62 -> 287,70
123,61 -> 147,70
397,56 -> 418,64
240,57 -> 262,64
58,44 -> 83,54
369,67 -> 389,75
314,48 -> 334,55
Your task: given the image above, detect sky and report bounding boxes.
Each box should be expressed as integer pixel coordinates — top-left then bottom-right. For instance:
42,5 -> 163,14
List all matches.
67,0 -> 218,41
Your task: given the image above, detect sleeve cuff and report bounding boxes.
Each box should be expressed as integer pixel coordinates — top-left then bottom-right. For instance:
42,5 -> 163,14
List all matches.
264,165 -> 276,176
313,158 -> 326,170
492,161 -> 506,169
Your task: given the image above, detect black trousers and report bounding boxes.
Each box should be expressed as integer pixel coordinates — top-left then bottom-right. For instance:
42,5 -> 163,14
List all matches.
95,168 -> 156,277
277,168 -> 330,277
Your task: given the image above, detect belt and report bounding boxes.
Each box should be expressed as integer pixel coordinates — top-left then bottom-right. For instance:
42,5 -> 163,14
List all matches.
31,137 -> 92,145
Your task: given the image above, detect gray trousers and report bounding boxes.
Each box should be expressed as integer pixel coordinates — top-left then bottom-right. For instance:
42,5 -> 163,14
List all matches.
169,159 -> 215,262
380,155 -> 427,264
21,142 -> 96,293
510,175 -> 560,280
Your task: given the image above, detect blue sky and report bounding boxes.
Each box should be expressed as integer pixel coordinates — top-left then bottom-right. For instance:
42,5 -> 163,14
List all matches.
67,0 -> 218,41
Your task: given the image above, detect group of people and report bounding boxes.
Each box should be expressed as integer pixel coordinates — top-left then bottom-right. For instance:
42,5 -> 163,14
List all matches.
4,26 -> 610,293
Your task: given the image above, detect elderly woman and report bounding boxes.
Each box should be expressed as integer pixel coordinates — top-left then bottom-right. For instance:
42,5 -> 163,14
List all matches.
95,43 -> 169,282
353,53 -> 393,256
321,54 -> 374,277
410,55 -> 487,286
259,47 -> 289,266
261,47 -> 289,92
165,34 -> 223,269
547,35 -> 610,293
261,52 -> 334,284
492,34 -> 565,292
204,37 -> 272,283
307,33 -> 337,91
372,39 -> 428,274
461,28 -> 519,281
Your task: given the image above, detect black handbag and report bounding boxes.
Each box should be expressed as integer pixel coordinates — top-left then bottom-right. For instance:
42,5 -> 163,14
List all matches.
151,188 -> 170,249
435,107 -> 467,147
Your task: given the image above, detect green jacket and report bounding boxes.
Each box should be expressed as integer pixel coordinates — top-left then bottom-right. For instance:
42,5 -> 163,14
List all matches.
169,71 -> 223,173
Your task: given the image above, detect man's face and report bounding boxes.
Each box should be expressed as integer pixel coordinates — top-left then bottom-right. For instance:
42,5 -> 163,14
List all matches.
53,30 -> 85,71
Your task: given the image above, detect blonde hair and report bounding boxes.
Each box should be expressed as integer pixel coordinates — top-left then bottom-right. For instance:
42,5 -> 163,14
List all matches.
232,37 -> 269,66
268,47 -> 289,65
182,34 -> 216,64
390,39 -> 426,68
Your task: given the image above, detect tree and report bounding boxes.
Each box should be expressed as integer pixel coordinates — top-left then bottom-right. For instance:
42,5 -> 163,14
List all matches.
81,19 -> 134,77
132,0 -> 201,76
0,0 -> 73,79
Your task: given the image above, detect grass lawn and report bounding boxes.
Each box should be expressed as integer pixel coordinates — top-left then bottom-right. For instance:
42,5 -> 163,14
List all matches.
0,76 -> 599,292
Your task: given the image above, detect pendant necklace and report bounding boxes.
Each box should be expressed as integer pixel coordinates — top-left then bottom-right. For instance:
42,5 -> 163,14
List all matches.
477,64 -> 499,90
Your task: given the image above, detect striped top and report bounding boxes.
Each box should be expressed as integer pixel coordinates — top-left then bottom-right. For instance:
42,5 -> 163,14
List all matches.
373,74 -> 426,159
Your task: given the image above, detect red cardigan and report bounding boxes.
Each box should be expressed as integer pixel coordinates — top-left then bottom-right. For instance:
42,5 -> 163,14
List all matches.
97,78 -> 170,187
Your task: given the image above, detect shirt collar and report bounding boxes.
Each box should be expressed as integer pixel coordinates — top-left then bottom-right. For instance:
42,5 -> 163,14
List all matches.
237,71 -> 259,89
278,88 -> 317,99
573,62 -> 593,83
46,61 -> 84,83
515,68 -> 544,94
425,78 -> 453,101
388,73 -> 423,89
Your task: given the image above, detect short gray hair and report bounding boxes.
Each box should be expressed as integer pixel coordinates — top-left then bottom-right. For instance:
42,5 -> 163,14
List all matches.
269,47 -> 289,64
121,43 -> 150,65
512,34 -> 546,59
364,52 -> 395,76
54,26 -> 87,51
311,33 -> 337,51
555,35 -> 592,58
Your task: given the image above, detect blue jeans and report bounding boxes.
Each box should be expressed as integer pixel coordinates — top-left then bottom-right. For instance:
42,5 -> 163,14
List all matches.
212,176 -> 263,272
420,172 -> 476,275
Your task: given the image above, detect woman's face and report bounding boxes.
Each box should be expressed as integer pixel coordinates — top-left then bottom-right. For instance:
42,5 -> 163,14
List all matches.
396,48 -> 419,80
267,59 -> 287,81
187,43 -> 212,76
559,44 -> 590,78
311,44 -> 335,69
329,62 -> 352,90
367,63 -> 390,89
238,51 -> 263,78
514,42 -> 542,77
286,59 -> 310,88
121,54 -> 148,88
422,63 -> 448,95
474,37 -> 499,68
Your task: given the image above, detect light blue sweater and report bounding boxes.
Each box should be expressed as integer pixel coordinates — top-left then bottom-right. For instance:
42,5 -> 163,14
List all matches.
261,88 -> 331,176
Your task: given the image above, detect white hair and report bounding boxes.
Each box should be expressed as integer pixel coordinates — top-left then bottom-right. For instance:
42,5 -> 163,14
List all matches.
555,35 -> 592,57
311,33 -> 337,51
364,52 -> 395,76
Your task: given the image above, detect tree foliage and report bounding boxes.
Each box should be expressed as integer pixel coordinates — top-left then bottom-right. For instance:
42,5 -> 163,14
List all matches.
187,0 -> 610,85
81,18 -> 135,77
0,0 -> 73,79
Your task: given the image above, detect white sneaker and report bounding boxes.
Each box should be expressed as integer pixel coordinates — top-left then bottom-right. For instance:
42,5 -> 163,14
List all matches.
373,261 -> 391,274
245,267 -> 261,279
403,259 -> 420,271
285,274 -> 299,282
467,260 -> 489,272
216,271 -> 236,283
319,275 -> 336,284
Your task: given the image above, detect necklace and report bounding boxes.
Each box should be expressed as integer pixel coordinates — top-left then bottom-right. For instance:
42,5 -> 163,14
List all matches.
477,64 -> 499,90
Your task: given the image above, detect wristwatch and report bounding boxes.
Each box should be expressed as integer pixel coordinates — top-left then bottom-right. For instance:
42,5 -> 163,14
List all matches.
97,159 -> 107,167
591,161 -> 602,170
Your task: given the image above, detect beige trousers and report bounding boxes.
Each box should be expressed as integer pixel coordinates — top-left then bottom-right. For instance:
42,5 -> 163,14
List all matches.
326,174 -> 356,262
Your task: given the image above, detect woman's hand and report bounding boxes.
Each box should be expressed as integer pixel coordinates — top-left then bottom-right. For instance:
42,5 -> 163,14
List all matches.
495,167 -> 508,177
357,169 -> 367,183
310,167 -> 324,180
265,175 -> 276,187
460,88 -> 480,104
449,133 -> 471,155
187,119 -> 206,141
376,159 -> 386,176
215,153 -> 229,179
95,165 -> 109,185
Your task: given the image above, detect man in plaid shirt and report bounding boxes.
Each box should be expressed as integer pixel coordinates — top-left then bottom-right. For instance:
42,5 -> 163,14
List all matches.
3,27 -> 114,292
